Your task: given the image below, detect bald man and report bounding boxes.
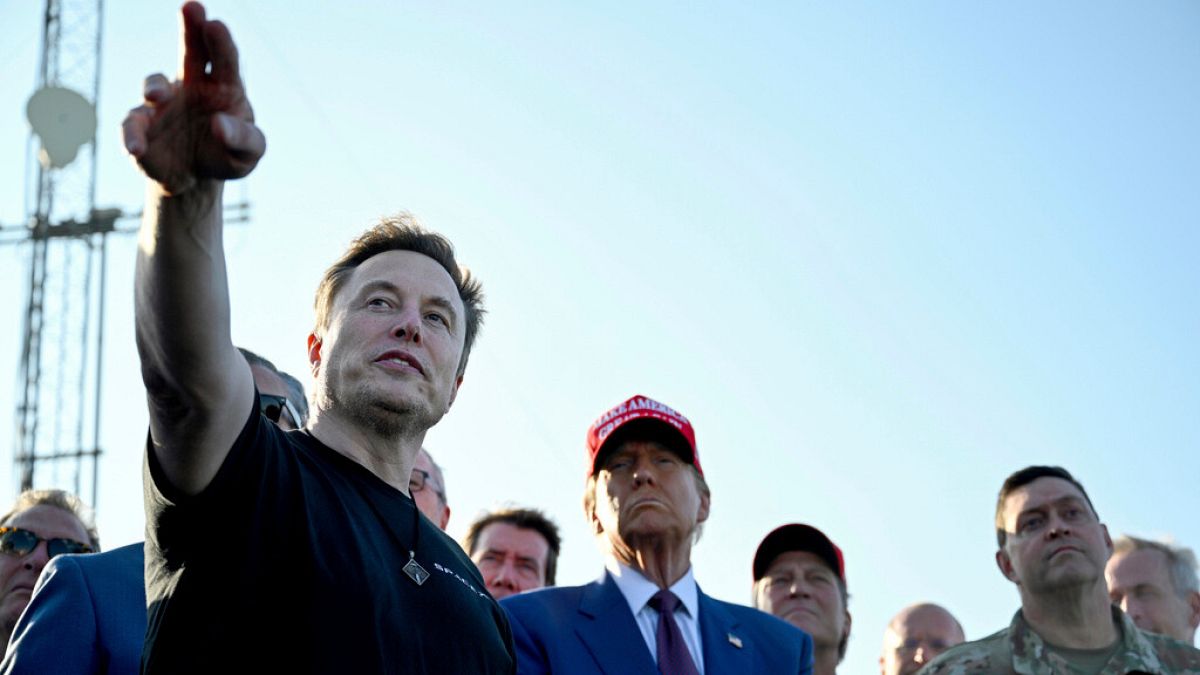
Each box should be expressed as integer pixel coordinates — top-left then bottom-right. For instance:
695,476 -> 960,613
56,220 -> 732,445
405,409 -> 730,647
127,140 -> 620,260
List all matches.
879,603 -> 964,675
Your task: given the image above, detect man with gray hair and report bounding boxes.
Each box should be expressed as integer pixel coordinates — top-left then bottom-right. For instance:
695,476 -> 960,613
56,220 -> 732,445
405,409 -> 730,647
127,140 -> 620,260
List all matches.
1107,535 -> 1200,645
0,490 -> 98,659
411,447 -> 450,530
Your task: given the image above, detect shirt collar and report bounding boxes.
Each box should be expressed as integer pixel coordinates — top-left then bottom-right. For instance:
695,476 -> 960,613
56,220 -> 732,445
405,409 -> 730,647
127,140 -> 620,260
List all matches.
605,557 -> 699,619
1007,605 -> 1169,675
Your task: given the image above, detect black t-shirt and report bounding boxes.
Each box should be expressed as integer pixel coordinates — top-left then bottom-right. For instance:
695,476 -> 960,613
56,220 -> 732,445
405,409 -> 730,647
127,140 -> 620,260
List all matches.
142,394 -> 515,674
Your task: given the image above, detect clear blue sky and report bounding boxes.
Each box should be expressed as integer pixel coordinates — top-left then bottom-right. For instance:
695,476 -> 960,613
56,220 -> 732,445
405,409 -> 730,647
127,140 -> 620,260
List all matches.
1,1 -> 1198,669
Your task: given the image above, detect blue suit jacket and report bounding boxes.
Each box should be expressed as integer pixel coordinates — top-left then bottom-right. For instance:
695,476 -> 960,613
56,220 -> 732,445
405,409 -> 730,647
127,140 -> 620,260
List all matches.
0,543 -> 145,675
501,572 -> 813,675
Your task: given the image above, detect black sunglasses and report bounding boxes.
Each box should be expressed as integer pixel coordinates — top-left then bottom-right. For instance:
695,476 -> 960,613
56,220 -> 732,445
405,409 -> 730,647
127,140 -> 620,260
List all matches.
260,394 -> 301,428
0,526 -> 93,558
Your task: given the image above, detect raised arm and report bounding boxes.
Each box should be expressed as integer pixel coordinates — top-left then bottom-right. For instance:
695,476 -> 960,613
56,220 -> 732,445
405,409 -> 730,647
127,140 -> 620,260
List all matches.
124,2 -> 266,496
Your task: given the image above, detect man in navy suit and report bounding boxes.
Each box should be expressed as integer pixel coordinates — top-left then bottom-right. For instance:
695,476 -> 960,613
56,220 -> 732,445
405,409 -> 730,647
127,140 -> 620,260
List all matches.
501,394 -> 813,674
0,490 -> 99,662
0,543 -> 142,675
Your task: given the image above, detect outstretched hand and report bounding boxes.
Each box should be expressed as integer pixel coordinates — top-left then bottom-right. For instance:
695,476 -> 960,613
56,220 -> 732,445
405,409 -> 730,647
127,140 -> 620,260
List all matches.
122,2 -> 265,195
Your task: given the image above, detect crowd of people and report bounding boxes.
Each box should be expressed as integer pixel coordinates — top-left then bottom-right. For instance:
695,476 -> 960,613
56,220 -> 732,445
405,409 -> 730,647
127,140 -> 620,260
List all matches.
0,3 -> 1198,674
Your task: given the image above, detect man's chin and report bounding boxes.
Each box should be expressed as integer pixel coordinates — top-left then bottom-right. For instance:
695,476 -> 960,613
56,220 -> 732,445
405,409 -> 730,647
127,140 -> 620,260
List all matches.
1034,567 -> 1098,595
618,518 -> 687,545
336,387 -> 443,436
1133,619 -> 1172,638
779,609 -> 821,635
0,602 -> 25,635
0,591 -> 29,612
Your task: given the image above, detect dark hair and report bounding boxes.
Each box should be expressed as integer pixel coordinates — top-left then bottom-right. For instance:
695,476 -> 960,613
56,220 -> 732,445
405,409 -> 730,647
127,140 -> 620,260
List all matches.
238,347 -> 308,423
995,465 -> 1098,548
237,347 -> 277,372
279,372 -> 309,424
313,214 -> 485,376
463,507 -> 562,586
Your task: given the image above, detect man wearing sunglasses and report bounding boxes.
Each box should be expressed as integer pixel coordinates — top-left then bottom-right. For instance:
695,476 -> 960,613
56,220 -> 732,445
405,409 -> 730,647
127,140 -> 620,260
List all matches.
0,490 -> 98,661
121,4 -> 511,673
0,351 -> 306,675
240,347 -> 306,431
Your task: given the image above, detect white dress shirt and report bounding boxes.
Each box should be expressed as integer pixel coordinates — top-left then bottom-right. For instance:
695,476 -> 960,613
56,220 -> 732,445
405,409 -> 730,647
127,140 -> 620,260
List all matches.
605,558 -> 705,674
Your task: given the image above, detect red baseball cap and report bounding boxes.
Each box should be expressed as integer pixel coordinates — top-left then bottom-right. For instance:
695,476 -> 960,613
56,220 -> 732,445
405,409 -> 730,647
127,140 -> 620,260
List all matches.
585,394 -> 701,477
753,523 -> 846,583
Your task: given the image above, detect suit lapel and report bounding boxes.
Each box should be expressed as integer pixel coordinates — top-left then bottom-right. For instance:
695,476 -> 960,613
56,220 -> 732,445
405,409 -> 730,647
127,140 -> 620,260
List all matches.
698,588 -> 753,674
574,573 -> 659,675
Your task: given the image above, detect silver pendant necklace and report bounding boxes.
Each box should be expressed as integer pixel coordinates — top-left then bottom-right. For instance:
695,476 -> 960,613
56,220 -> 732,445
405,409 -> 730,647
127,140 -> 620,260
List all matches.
301,429 -> 431,586
402,498 -> 429,585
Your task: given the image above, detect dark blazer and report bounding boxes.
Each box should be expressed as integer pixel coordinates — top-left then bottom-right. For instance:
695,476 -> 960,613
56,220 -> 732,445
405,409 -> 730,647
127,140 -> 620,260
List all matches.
0,543 -> 145,675
501,572 -> 813,675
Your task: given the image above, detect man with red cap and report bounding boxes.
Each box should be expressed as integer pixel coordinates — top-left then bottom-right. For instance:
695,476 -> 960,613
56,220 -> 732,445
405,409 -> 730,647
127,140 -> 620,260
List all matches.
752,524 -> 852,675
501,394 -> 813,674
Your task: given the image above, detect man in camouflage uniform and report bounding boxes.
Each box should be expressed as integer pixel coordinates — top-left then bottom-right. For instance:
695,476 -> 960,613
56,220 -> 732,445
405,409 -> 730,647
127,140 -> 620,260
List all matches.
922,466 -> 1200,674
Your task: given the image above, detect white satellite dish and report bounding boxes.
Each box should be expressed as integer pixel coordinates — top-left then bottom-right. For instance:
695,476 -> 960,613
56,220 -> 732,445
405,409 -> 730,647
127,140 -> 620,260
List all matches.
26,85 -> 97,169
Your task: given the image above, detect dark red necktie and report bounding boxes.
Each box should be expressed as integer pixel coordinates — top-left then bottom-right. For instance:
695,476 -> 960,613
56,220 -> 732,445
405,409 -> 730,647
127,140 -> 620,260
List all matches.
648,590 -> 700,675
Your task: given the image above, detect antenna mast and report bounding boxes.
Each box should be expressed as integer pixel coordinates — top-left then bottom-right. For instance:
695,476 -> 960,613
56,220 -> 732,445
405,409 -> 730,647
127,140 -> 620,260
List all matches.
12,0 -> 109,506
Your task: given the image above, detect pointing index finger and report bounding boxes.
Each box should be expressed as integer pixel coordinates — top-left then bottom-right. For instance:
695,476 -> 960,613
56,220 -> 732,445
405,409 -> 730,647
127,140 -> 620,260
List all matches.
178,1 -> 210,82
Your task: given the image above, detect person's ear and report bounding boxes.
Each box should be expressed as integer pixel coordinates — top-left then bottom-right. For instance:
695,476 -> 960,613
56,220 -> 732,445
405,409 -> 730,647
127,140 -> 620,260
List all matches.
447,374 -> 463,410
306,333 -> 322,376
996,547 -> 1019,584
1186,590 -> 1200,630
585,482 -> 603,536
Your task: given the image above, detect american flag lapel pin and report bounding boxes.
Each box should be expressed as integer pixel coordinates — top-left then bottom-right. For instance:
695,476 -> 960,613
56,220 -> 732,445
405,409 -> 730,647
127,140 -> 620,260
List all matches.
727,633 -> 743,649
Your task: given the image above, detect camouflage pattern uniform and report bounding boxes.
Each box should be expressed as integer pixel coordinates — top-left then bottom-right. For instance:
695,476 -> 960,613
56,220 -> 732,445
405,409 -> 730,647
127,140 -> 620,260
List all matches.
920,606 -> 1200,674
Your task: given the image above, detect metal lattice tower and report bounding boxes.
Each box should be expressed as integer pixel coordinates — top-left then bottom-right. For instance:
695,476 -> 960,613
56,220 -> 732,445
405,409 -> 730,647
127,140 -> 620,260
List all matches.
6,1 -> 251,509
12,0 -> 110,507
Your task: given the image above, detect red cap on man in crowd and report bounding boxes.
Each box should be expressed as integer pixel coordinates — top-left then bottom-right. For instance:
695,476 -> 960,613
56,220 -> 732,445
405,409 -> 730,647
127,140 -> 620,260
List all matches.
753,523 -> 846,583
585,394 -> 702,478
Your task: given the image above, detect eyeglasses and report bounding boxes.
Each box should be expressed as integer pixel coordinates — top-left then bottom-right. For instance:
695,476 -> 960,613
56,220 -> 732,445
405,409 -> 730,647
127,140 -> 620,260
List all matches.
0,526 -> 93,558
260,394 -> 302,429
408,469 -> 445,501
